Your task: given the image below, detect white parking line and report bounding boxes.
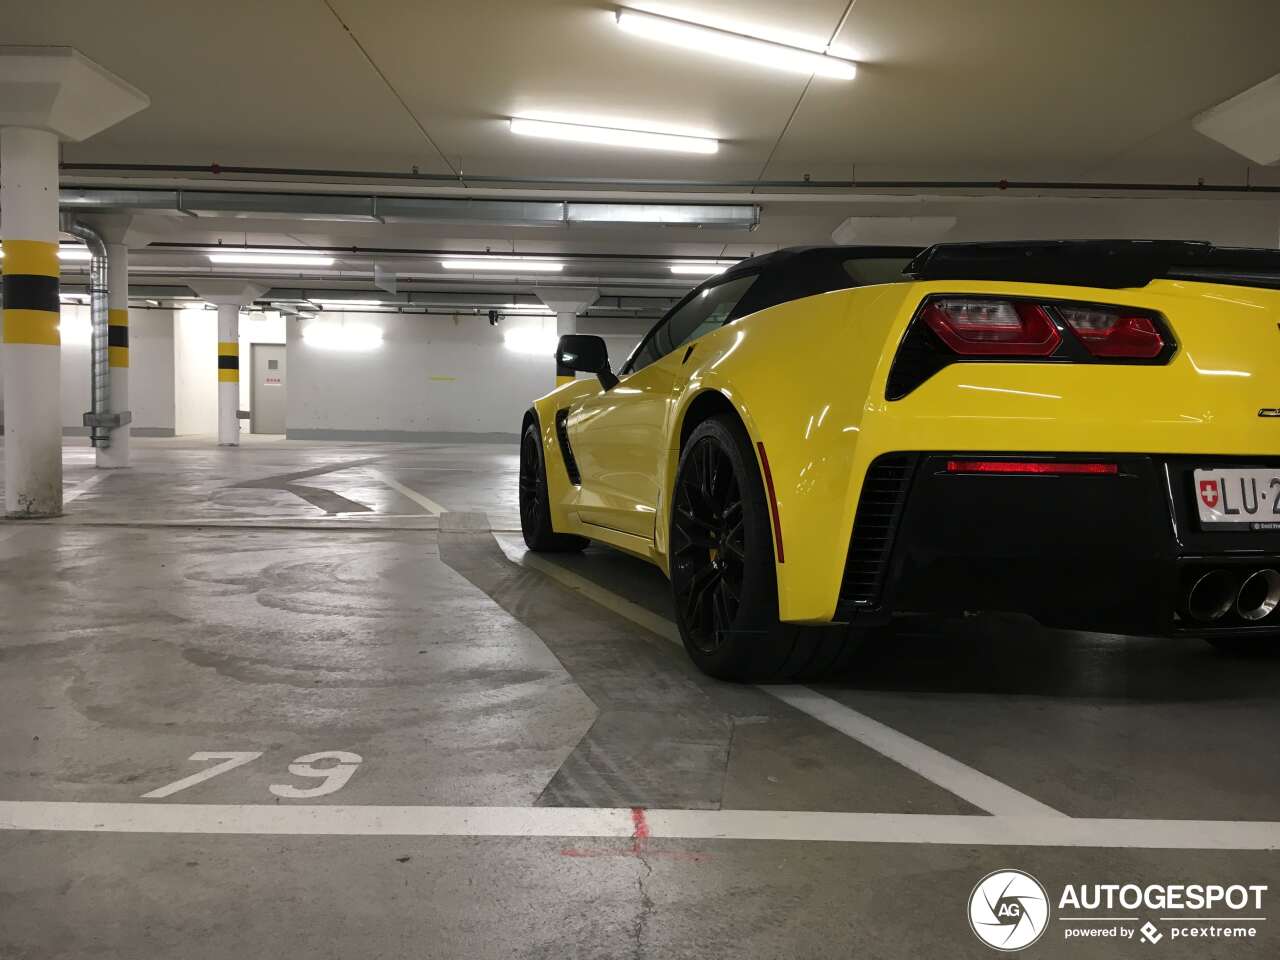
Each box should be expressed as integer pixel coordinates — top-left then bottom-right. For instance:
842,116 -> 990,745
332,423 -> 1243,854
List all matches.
1,801 -> 1276,849
63,473 -> 105,504
493,533 -> 1066,819
370,469 -> 447,516
766,686 -> 1065,818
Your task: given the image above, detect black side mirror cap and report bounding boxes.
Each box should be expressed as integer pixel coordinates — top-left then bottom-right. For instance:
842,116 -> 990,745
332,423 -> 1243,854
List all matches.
556,334 -> 618,390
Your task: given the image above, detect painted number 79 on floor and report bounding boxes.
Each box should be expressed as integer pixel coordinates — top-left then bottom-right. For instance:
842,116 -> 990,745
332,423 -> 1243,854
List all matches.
141,751 -> 362,799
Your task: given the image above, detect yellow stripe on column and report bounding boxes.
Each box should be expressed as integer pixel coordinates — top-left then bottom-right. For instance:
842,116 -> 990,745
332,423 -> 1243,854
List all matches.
1,239 -> 59,277
108,309 -> 129,367
556,375 -> 576,386
2,308 -> 60,346
218,341 -> 239,382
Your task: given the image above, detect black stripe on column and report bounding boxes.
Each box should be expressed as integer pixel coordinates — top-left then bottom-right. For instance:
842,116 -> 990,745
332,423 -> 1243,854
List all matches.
1,274 -> 60,313
217,355 -> 240,370
107,325 -> 129,348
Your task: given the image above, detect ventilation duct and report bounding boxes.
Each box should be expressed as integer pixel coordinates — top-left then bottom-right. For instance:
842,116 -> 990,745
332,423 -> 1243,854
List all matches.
59,188 -> 760,229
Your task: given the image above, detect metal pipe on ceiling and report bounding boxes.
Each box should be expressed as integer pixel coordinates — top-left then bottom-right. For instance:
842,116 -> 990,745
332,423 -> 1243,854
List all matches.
137,241 -> 740,265
59,162 -> 1280,195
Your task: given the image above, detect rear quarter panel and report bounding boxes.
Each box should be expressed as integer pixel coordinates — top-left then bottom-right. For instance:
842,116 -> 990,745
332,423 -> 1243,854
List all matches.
670,283 -> 914,621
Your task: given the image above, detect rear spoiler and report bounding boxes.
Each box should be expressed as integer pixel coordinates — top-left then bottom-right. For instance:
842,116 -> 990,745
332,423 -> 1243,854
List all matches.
906,240 -> 1280,290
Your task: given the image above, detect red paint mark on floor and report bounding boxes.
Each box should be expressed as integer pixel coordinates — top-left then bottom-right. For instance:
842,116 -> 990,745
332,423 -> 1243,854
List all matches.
559,807 -> 710,862
630,806 -> 650,856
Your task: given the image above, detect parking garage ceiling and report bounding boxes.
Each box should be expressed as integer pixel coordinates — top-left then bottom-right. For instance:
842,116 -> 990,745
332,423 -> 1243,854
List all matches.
6,0 -> 1280,304
3,0 -> 1276,182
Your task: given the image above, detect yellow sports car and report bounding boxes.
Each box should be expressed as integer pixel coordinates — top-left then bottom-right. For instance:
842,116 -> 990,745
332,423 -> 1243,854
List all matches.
519,241 -> 1280,680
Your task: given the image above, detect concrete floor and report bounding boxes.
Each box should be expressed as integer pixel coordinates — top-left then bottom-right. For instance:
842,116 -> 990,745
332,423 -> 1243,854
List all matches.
1,437 -> 1278,958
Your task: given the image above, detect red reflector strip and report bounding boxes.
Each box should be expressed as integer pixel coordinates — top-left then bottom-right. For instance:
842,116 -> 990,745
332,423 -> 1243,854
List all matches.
756,441 -> 785,563
946,460 -> 1119,476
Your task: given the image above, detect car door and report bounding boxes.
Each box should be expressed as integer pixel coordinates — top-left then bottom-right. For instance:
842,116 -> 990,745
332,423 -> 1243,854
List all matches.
567,274 -> 759,538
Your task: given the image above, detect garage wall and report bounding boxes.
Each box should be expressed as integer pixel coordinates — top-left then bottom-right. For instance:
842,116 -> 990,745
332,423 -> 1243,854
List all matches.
173,307 -> 218,436
0,306 -> 175,436
286,311 -> 646,441
239,310 -> 287,414
173,307 -> 290,436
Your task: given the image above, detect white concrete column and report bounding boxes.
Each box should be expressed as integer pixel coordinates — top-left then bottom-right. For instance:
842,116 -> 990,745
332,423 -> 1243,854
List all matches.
217,303 -> 240,446
98,240 -> 131,467
1,127 -> 62,516
188,281 -> 267,447
0,47 -> 149,514
535,287 -> 598,386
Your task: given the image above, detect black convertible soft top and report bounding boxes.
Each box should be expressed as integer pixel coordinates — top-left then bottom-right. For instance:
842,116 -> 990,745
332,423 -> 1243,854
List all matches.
714,245 -> 921,318
907,239 -> 1280,290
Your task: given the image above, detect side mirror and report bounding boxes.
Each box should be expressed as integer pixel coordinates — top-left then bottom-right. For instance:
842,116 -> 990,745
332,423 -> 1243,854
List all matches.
555,334 -> 619,390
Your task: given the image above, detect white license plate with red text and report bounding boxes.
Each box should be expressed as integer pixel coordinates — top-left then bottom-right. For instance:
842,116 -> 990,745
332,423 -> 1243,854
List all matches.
1194,468 -> 1280,530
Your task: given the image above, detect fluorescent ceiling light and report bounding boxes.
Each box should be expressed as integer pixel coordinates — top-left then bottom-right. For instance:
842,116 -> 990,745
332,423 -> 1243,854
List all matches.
670,262 -> 733,275
441,257 -> 565,273
312,299 -> 391,308
616,9 -> 857,80
208,252 -> 336,267
503,327 -> 560,356
301,320 -> 383,351
511,116 -> 718,155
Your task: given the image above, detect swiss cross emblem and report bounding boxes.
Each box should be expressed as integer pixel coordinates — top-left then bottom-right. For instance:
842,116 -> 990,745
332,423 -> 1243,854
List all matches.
1200,479 -> 1221,509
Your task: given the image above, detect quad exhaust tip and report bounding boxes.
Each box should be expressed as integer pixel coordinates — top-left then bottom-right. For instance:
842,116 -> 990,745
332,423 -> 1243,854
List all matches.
1236,568 -> 1280,622
1187,570 -> 1237,622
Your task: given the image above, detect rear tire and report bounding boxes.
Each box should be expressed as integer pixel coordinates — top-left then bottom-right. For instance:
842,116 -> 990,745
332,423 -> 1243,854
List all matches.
519,421 -> 589,553
669,415 -> 861,682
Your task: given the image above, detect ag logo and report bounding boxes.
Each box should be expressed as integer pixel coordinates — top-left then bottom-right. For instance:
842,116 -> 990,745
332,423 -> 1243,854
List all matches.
968,869 -> 1050,951
1200,479 -> 1221,510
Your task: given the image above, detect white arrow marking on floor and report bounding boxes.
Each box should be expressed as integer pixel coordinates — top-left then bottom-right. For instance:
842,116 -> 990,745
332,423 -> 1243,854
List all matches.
1,802 -> 1277,850
370,469 -> 447,516
494,534 -> 1066,820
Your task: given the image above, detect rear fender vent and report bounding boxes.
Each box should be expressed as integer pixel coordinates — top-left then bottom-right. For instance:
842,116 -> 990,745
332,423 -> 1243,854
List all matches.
554,408 -> 581,486
835,454 -> 917,618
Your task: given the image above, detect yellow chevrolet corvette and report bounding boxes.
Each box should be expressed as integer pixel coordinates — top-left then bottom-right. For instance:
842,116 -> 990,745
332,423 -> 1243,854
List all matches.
519,241 -> 1280,680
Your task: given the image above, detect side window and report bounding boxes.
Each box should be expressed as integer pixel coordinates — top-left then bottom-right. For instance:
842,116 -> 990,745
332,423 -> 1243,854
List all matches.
626,319 -> 669,373
629,275 -> 757,373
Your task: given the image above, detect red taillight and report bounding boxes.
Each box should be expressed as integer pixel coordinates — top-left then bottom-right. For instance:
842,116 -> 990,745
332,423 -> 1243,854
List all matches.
946,460 -> 1119,476
1057,306 -> 1164,359
922,299 -> 1061,356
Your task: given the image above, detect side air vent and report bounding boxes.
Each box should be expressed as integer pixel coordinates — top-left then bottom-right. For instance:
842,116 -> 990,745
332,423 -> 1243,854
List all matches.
554,408 -> 581,486
834,454 -> 917,619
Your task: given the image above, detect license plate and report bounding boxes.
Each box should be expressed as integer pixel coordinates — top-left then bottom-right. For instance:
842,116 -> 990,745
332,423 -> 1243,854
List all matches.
1194,468 -> 1280,530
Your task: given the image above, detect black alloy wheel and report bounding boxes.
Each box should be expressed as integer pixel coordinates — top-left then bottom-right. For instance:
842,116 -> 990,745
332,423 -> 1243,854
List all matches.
519,421 -> 588,553
671,434 -> 746,655
669,414 -> 861,682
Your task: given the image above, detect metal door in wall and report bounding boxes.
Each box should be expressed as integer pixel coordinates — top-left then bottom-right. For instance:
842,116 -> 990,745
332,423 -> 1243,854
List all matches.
250,344 -> 287,434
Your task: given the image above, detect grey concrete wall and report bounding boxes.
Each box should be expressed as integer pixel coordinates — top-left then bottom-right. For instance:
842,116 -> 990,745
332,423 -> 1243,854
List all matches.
286,312 -> 645,439
0,306 -> 175,433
